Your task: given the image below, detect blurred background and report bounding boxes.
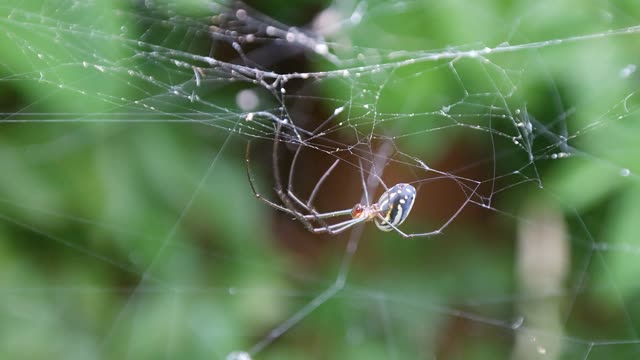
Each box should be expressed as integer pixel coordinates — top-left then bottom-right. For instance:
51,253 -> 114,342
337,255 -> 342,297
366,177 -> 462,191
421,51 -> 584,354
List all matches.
1,0 -> 640,359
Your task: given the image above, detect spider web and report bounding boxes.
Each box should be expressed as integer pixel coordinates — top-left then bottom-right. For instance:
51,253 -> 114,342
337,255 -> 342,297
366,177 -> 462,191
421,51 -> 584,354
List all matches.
1,0 -> 640,359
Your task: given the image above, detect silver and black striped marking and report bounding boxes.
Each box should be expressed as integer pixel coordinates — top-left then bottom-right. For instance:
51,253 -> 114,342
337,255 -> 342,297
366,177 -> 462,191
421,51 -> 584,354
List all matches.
374,183 -> 416,232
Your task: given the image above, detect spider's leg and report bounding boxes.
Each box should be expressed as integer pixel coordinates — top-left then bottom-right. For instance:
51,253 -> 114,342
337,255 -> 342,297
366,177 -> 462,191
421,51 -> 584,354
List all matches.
357,158 -> 371,206
269,122 -> 319,232
281,124 -> 344,231
246,140 -> 301,216
376,213 -> 440,238
286,145 -> 342,221
272,121 -> 345,233
380,181 -> 480,238
301,208 -> 352,220
312,217 -> 365,234
306,158 -> 340,207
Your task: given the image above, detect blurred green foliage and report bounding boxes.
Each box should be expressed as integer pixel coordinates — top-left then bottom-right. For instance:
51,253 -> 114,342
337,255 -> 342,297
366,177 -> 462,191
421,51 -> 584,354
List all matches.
0,0 -> 640,359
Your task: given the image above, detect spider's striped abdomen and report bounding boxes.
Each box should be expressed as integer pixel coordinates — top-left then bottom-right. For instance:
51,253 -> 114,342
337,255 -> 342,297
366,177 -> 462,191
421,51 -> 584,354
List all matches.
374,183 -> 416,232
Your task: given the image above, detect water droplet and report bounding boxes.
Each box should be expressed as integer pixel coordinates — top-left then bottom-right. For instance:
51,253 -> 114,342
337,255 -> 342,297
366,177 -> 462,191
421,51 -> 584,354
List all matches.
236,89 -> 259,111
314,43 -> 328,55
235,9 -> 247,21
226,351 -> 251,360
286,32 -> 295,42
619,64 -> 636,79
511,316 -> 524,329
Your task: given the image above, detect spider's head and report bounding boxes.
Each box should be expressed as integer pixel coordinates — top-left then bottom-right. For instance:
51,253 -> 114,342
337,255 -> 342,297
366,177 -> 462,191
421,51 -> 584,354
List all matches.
351,204 -> 366,219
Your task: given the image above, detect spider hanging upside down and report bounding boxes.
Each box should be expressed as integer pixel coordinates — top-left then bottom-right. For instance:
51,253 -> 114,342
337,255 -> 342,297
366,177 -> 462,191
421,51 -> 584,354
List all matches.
245,118 -> 432,237
246,142 -> 417,235
350,183 -> 416,232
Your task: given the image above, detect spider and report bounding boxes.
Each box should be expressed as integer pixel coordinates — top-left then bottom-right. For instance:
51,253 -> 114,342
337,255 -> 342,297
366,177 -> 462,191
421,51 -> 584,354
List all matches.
245,118 -> 444,238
